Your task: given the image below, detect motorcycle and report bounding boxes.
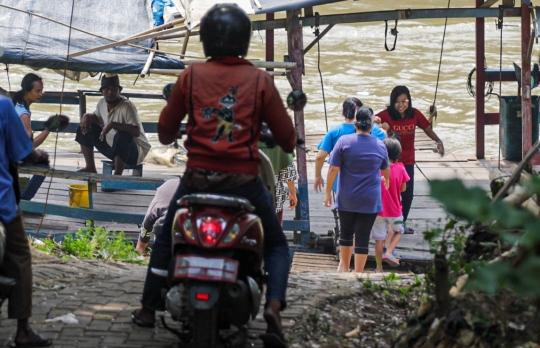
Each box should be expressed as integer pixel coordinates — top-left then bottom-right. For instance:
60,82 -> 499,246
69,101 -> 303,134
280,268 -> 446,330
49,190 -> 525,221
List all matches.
152,85 -> 305,347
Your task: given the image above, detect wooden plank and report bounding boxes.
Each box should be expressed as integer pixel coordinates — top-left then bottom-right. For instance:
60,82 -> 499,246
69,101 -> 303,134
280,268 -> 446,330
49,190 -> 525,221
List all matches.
19,165 -> 165,185
20,201 -> 144,224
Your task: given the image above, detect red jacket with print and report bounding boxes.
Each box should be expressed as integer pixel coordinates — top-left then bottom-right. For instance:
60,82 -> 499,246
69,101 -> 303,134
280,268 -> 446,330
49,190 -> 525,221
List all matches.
158,57 -> 296,176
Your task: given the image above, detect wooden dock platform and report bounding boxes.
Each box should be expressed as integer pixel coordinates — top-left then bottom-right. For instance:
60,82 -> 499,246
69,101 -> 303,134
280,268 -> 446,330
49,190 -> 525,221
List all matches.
21,129 -> 510,265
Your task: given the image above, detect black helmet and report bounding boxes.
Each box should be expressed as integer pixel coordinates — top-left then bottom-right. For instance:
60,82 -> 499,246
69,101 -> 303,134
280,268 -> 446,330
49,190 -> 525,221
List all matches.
200,4 -> 251,58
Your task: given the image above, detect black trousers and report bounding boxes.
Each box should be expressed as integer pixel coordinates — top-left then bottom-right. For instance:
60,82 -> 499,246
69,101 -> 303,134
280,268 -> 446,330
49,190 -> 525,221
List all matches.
338,210 -> 378,255
75,125 -> 139,165
401,164 -> 415,222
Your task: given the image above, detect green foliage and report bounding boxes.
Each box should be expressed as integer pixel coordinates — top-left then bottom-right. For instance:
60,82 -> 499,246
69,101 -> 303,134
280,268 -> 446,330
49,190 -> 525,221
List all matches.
32,237 -> 58,254
428,178 -> 540,300
382,272 -> 402,283
308,311 -> 319,325
422,214 -> 471,294
40,226 -> 145,264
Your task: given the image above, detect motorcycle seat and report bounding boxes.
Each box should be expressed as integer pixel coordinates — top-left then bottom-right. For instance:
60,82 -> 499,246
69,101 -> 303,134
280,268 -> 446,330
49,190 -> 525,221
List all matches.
178,194 -> 256,212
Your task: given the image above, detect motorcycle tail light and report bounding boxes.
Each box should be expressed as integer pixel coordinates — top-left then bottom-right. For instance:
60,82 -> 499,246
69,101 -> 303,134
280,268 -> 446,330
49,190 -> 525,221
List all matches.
223,223 -> 240,243
195,293 -> 210,301
197,216 -> 226,244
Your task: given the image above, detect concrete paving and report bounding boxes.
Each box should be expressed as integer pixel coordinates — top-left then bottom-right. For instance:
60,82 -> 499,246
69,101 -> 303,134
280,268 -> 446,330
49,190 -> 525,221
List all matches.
0,249 -> 417,347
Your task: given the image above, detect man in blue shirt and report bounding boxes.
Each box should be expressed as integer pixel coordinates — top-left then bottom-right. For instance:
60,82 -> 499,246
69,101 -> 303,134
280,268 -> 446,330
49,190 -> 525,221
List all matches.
314,100 -> 385,193
0,96 -> 52,347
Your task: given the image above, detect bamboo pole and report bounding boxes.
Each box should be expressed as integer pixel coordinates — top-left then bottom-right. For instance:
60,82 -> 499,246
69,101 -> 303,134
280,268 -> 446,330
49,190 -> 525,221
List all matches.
124,18 -> 185,40
139,50 -> 156,78
155,30 -> 200,41
148,69 -> 184,75
492,139 -> 540,202
68,25 -> 189,58
180,30 -> 191,59
181,61 -> 297,68
148,61 -> 297,76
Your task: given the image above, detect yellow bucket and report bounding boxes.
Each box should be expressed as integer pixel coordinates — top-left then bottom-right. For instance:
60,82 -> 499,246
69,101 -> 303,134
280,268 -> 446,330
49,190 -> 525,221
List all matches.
68,184 -> 89,208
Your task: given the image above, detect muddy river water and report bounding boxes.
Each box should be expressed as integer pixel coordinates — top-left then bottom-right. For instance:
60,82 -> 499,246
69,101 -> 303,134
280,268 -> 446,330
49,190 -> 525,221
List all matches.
2,0 -> 532,158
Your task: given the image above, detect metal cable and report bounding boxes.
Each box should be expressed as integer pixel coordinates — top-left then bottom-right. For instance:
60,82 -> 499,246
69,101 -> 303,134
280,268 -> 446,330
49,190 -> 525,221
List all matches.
4,64 -> 11,91
33,0 -> 76,241
315,28 -> 328,132
433,0 -> 451,107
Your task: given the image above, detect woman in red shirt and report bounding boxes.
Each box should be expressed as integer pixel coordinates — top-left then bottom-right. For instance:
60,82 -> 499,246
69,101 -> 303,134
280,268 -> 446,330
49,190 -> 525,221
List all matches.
376,85 -> 444,233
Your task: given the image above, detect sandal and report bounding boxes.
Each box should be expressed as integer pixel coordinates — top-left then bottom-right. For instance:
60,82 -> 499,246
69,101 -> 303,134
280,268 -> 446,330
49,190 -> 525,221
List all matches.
131,309 -> 156,328
404,227 -> 415,234
383,255 -> 400,267
259,332 -> 288,348
10,328 -> 52,348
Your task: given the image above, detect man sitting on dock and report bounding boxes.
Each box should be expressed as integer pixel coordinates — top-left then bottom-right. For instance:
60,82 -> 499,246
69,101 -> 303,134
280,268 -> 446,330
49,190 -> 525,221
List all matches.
75,74 -> 151,175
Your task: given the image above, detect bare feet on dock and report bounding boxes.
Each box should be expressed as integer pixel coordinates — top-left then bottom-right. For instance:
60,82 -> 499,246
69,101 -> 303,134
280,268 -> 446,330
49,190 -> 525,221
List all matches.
77,167 -> 97,173
261,301 -> 287,347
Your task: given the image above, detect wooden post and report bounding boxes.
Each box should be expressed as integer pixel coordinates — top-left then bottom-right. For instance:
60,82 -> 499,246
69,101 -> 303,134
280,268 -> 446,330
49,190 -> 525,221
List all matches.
266,13 -> 274,74
287,9 -> 310,245
521,1 -> 535,162
78,91 -> 86,120
475,0 -> 486,159
180,30 -> 191,59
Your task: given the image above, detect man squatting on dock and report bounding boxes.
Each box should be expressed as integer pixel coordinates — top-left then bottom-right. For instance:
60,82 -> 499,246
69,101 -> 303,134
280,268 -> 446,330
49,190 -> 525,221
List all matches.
0,96 -> 52,346
75,74 -> 151,175
136,178 -> 180,255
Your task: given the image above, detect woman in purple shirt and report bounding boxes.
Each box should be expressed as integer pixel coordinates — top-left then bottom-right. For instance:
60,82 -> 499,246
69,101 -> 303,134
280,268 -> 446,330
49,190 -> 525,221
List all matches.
324,107 -> 390,273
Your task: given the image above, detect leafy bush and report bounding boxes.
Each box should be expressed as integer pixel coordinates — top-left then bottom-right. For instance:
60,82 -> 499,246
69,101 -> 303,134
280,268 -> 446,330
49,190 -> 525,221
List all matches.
36,225 -> 145,264
33,237 -> 58,254
429,177 -> 540,300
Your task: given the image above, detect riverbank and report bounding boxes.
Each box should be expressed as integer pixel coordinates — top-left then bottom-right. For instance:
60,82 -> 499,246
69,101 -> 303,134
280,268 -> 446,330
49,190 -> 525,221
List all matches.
0,248 -> 419,347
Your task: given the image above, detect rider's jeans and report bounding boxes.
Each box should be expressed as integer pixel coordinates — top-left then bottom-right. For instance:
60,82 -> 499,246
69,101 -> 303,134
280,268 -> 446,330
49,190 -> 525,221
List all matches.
141,176 -> 290,311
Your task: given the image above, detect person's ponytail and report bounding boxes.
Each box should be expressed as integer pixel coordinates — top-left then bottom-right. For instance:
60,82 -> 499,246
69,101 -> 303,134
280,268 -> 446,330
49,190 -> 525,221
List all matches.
11,90 -> 26,106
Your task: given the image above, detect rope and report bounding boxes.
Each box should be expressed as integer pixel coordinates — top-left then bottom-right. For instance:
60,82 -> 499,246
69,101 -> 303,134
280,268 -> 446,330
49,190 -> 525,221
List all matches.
433,0 -> 451,107
415,163 -> 431,183
4,64 -> 11,91
466,64 -> 494,99
33,0 -> 76,241
315,27 -> 329,132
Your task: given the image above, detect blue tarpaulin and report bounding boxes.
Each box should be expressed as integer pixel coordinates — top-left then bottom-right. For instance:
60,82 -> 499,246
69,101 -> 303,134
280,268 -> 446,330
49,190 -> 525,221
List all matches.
0,0 -> 185,74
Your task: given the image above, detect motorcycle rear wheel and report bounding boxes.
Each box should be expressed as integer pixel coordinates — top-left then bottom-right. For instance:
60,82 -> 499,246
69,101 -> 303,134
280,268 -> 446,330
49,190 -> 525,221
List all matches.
192,307 -> 219,348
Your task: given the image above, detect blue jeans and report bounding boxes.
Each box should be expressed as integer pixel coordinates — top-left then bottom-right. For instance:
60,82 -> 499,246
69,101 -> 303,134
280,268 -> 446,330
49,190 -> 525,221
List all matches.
141,176 -> 290,311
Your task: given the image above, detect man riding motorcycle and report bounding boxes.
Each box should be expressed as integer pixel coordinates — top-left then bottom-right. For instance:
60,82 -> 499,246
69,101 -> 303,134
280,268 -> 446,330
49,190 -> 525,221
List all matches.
132,4 -> 296,347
